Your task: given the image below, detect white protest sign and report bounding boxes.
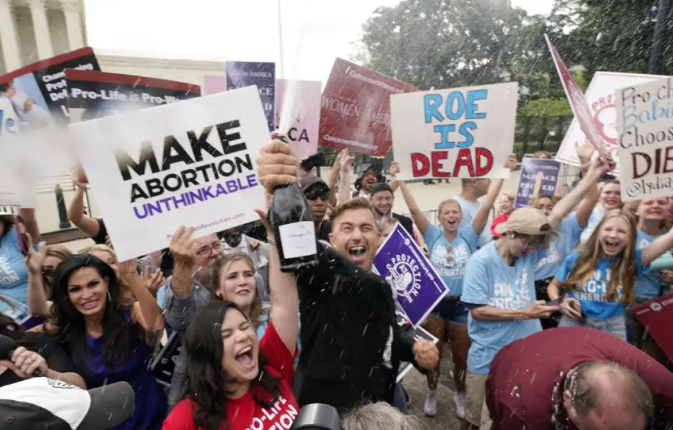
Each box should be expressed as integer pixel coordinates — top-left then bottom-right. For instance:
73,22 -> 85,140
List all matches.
556,71 -> 667,172
391,82 -> 517,180
616,78 -> 673,201
0,98 -> 34,207
68,86 -> 268,261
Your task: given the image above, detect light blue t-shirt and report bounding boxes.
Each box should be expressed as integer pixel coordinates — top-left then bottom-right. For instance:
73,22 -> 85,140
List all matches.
535,214 -> 583,281
461,242 -> 542,375
0,227 -> 30,321
555,250 -> 647,319
635,230 -> 665,299
424,224 -> 479,298
580,207 -> 603,244
454,196 -> 493,248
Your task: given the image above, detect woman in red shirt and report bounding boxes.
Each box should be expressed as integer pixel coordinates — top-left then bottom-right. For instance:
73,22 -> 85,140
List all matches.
162,211 -> 299,430
490,192 -> 514,238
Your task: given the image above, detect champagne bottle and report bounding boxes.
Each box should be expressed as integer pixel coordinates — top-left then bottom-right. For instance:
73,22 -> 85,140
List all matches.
269,137 -> 319,272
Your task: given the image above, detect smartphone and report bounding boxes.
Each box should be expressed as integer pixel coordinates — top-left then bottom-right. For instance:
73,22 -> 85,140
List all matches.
13,215 -> 29,256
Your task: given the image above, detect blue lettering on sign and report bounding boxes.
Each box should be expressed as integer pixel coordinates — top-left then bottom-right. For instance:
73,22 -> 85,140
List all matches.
423,89 -> 489,150
0,109 -> 18,136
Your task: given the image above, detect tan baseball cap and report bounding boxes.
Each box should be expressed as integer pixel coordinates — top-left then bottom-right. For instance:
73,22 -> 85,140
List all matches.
494,207 -> 559,237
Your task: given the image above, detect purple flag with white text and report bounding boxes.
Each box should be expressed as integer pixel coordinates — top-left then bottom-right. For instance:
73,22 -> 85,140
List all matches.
225,62 -> 275,131
515,158 -> 562,208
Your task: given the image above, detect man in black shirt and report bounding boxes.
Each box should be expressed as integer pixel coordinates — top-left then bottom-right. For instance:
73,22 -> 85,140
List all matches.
258,139 -> 438,412
299,176 -> 332,242
370,183 -> 414,237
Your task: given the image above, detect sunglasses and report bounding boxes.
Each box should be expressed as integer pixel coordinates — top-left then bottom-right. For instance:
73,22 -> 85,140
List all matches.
304,189 -> 329,201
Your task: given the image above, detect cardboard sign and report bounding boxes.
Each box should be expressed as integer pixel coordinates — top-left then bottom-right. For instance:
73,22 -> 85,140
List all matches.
616,78 -> 673,201
275,79 -> 321,160
395,310 -> 438,382
546,36 -> 613,163
226,62 -> 276,131
515,158 -> 562,208
319,58 -> 417,156
68,86 -> 268,261
0,47 -> 100,127
374,223 -> 449,327
391,82 -> 518,180
632,293 -> 673,361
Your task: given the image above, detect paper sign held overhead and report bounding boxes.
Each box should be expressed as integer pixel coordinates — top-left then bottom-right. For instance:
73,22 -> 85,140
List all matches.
319,58 -> 417,156
275,79 -> 321,160
68,86 -> 268,261
391,82 -> 518,180
616,77 -> 673,201
515,158 -> 562,208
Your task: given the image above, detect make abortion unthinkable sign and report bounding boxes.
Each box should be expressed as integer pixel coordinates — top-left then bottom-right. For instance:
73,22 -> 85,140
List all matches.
68,86 -> 268,261
391,82 -> 518,180
616,78 -> 673,202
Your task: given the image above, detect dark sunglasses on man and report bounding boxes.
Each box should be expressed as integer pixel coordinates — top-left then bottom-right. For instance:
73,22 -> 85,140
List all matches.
304,188 -> 330,201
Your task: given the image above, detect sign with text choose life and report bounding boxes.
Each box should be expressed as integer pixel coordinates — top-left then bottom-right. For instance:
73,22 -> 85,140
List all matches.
68,86 -> 268,261
390,83 -> 518,180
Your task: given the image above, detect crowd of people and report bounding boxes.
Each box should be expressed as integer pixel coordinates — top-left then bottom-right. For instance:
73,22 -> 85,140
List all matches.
1,134 -> 673,430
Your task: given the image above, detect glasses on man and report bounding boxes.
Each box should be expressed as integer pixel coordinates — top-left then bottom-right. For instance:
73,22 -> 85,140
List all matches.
196,242 -> 224,257
304,189 -> 330,201
514,234 -> 546,248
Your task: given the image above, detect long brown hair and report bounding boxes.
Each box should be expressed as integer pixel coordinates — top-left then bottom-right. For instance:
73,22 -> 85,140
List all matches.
79,244 -> 135,305
211,253 -> 264,328
565,209 -> 638,303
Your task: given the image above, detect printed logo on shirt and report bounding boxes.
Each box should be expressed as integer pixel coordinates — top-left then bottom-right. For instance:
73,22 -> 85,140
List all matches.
573,269 -> 623,303
244,395 -> 299,430
536,247 -> 560,270
430,243 -> 470,279
386,253 -> 422,303
489,270 -> 533,309
0,256 -> 19,286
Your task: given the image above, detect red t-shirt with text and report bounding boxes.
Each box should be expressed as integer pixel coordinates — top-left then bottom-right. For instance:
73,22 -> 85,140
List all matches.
162,321 -> 298,430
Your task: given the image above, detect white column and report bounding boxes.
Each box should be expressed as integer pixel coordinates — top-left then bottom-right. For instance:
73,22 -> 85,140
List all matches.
30,0 -> 53,59
0,0 -> 22,71
61,0 -> 84,50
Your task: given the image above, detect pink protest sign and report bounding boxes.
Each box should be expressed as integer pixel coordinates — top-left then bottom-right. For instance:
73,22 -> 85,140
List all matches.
546,35 -> 612,162
203,75 -> 226,95
275,79 -> 321,159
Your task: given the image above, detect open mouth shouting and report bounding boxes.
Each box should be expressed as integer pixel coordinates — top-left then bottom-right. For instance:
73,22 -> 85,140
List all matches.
603,238 -> 622,255
235,344 -> 255,369
348,245 -> 368,265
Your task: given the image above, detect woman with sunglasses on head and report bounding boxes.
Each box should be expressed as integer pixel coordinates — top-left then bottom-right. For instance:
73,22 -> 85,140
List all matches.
393,155 -> 516,419
548,206 -> 673,341
162,210 -> 299,430
46,254 -> 167,429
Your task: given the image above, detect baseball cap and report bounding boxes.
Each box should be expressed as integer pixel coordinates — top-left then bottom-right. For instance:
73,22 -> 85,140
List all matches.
0,378 -> 135,430
494,207 -> 559,237
299,176 -> 329,193
370,182 -> 393,197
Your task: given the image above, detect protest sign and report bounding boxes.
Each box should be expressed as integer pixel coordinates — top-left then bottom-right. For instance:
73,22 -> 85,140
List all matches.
204,75 -> 227,95
375,223 -> 449,327
319,58 -> 417,156
515,158 -> 561,208
0,47 -> 100,127
275,79 -> 321,159
151,331 -> 181,388
632,293 -> 673,361
68,86 -> 268,261
226,62 -> 275,131
556,72 -> 667,170
615,78 -> 673,201
395,310 -> 438,382
546,36 -> 613,163
0,98 -> 22,206
390,82 -> 517,180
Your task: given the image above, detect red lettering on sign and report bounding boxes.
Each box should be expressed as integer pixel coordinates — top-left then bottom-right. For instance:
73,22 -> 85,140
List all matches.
475,147 -> 494,176
432,151 -> 450,177
411,153 -> 430,177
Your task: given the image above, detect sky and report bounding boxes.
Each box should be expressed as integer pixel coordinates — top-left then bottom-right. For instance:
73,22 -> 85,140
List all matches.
85,0 -> 555,84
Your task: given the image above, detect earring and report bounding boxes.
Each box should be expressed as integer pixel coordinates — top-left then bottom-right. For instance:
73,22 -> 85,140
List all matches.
106,290 -> 112,302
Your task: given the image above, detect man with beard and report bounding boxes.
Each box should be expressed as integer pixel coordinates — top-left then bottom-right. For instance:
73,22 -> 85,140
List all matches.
352,163 -> 382,199
370,182 -> 414,236
299,176 -> 332,242
221,226 -> 270,300
258,138 -> 439,412
160,230 -> 224,407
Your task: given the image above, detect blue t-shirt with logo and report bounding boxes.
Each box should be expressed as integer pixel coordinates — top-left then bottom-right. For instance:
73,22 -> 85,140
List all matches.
424,224 -> 479,298
555,250 -> 647,319
535,214 -> 583,281
461,242 -> 542,375
0,227 -> 30,321
454,196 -> 493,248
635,230 -> 665,299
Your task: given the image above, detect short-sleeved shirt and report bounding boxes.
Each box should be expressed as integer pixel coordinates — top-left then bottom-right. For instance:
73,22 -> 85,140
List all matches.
555,250 -> 648,320
424,224 -> 479,297
0,227 -> 30,321
634,229 -> 665,299
486,327 -> 673,429
579,207 -> 603,244
454,196 -> 493,247
461,242 -> 542,375
162,321 -> 299,430
534,214 -> 583,281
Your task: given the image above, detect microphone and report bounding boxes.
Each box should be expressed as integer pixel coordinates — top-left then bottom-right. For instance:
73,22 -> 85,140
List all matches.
290,404 -> 343,430
0,334 -> 45,377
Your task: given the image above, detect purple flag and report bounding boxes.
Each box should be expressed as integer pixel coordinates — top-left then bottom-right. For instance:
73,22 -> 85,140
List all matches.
374,223 -> 449,327
515,158 -> 562,208
225,62 -> 275,131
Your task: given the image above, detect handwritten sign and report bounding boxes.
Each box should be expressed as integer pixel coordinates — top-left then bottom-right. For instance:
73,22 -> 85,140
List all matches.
616,78 -> 673,201
375,223 -> 449,327
515,158 -> 561,208
391,82 -> 517,180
